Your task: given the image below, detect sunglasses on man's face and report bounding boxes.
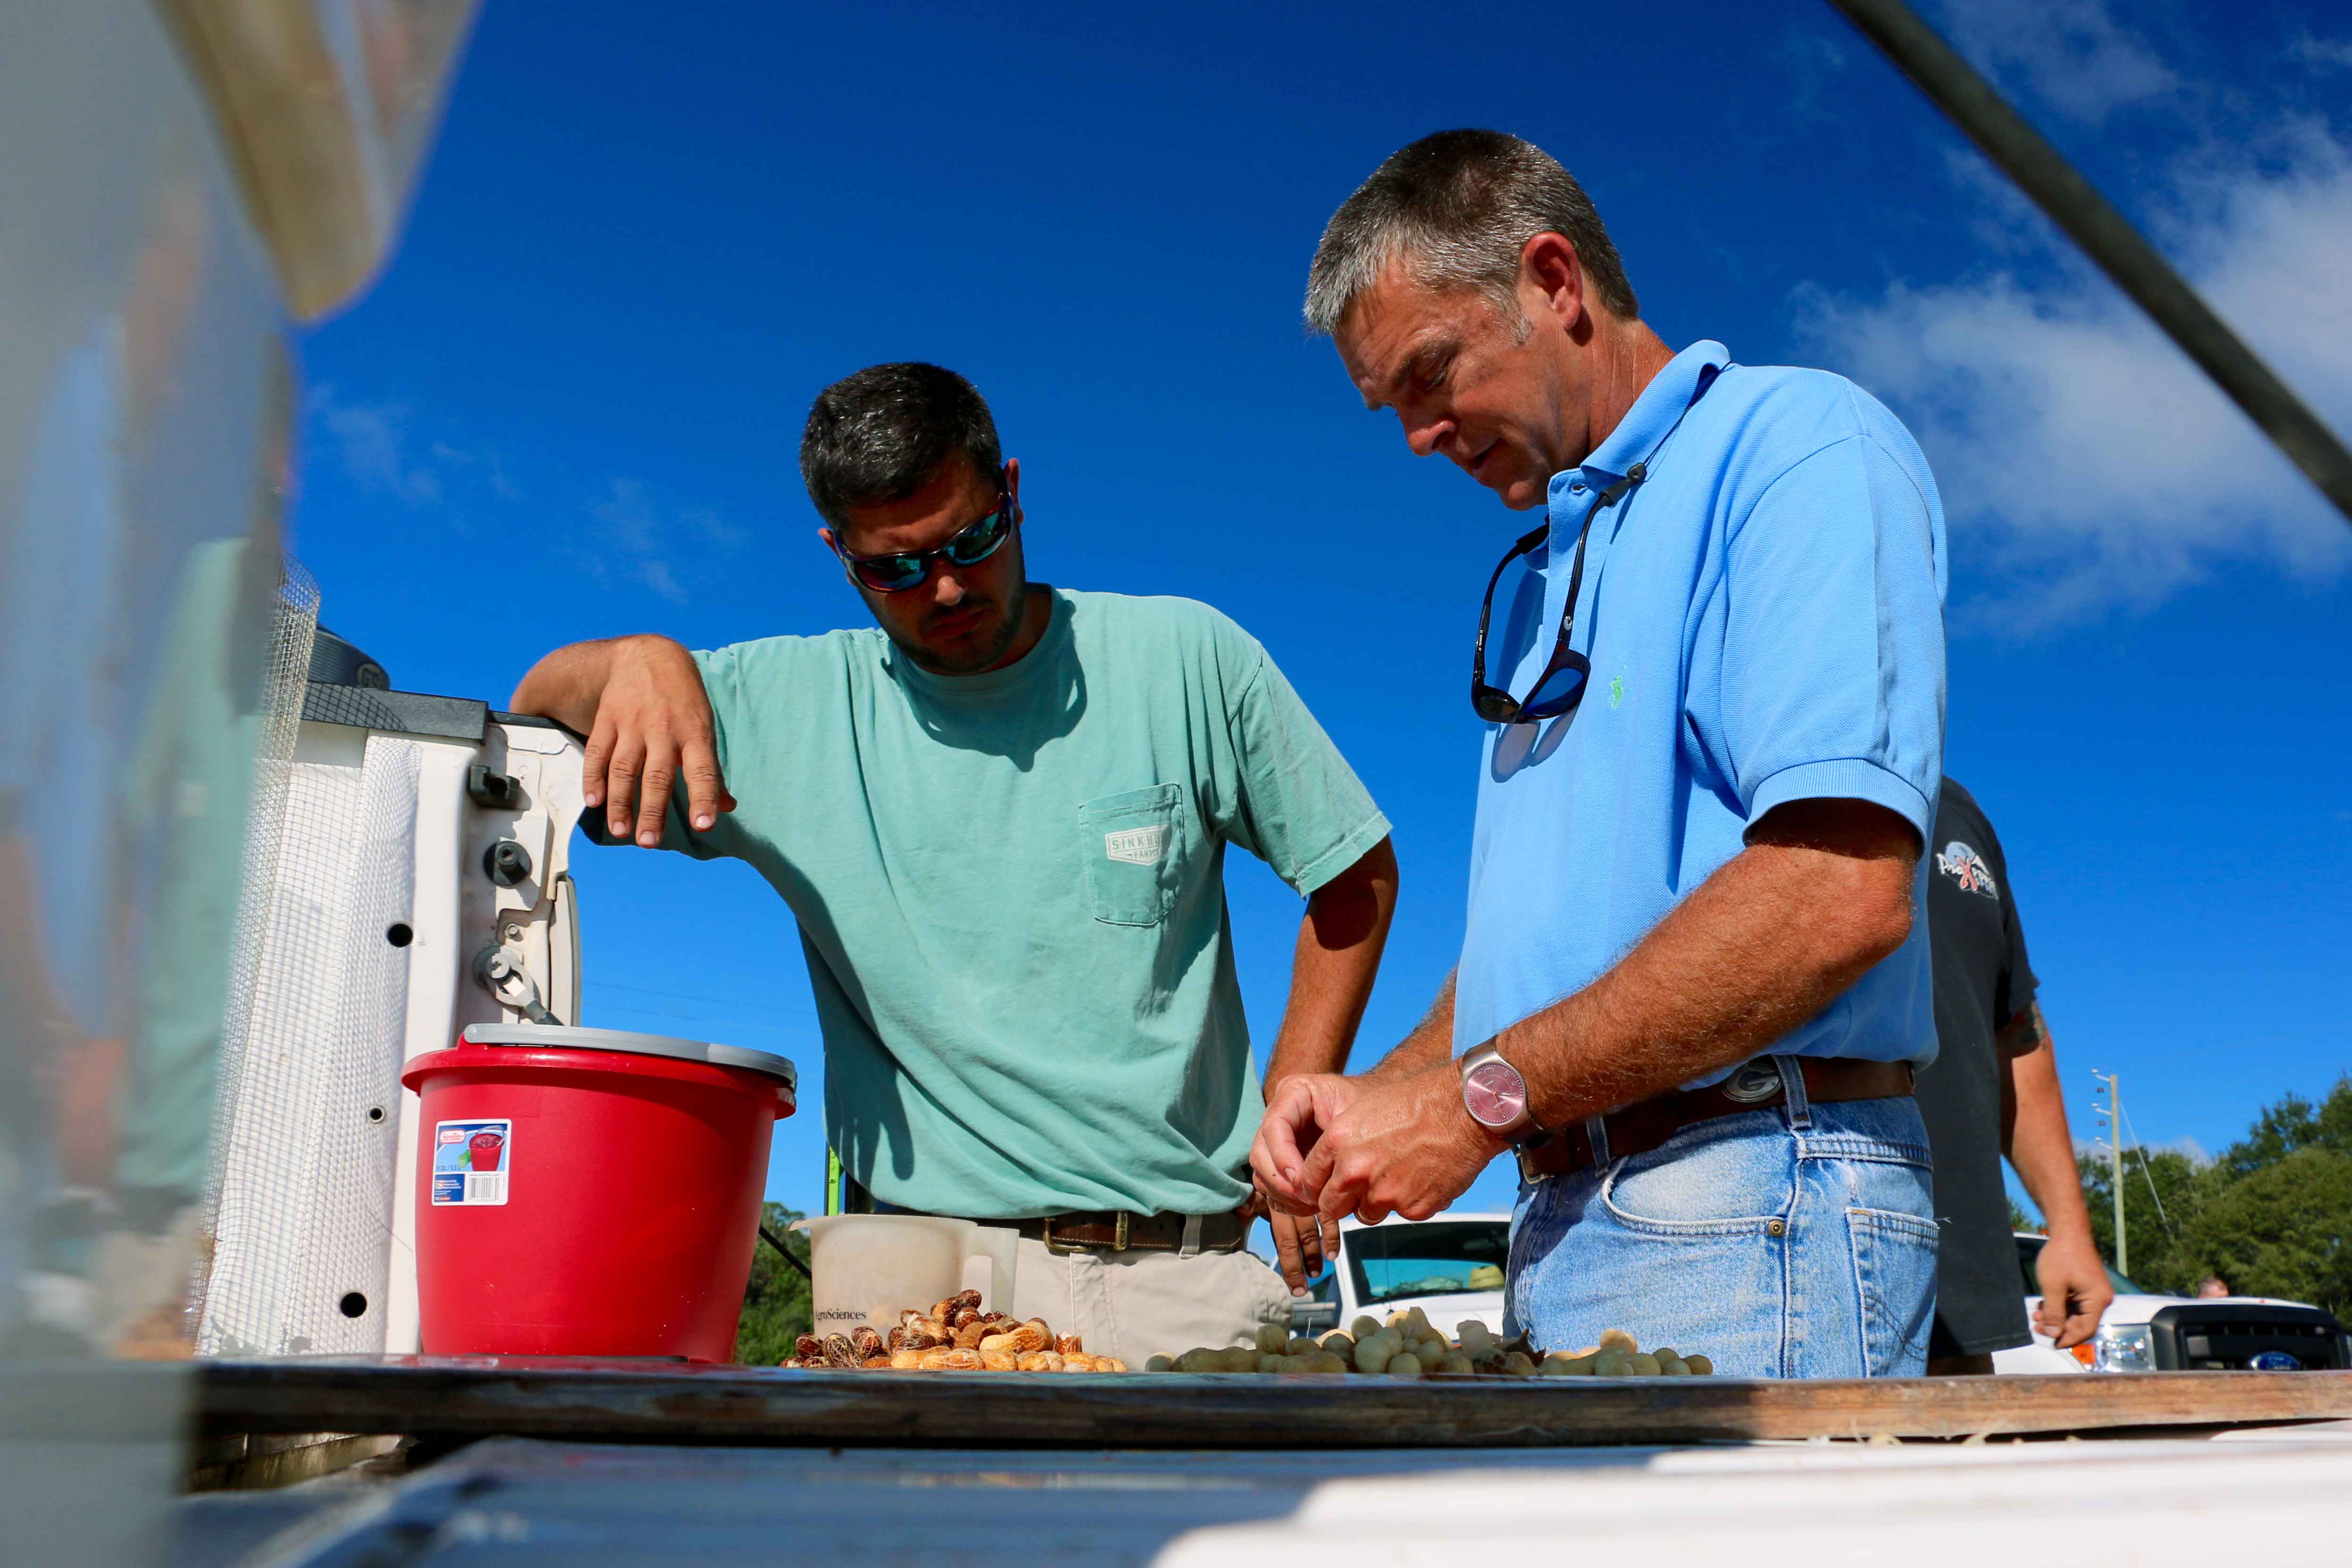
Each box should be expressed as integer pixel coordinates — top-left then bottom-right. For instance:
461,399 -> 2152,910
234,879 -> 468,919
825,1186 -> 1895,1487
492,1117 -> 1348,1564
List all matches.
832,476 -> 1014,593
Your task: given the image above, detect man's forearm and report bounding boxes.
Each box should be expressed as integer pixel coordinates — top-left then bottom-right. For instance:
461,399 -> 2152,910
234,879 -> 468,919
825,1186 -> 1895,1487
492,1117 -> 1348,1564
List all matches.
1263,838 -> 1398,1090
1362,971 -> 1455,1086
510,638 -> 626,734
2003,1007 -> 2095,1241
1497,799 -> 1919,1128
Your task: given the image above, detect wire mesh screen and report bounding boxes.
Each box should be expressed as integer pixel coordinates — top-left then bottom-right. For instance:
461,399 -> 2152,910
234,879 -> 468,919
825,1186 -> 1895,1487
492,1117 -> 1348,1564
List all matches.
188,555 -> 317,1344
196,732 -> 419,1355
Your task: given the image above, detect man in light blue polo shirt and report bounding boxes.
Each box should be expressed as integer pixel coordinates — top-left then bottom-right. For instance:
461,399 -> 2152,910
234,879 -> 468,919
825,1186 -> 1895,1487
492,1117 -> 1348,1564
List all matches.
1254,130 -> 1947,1377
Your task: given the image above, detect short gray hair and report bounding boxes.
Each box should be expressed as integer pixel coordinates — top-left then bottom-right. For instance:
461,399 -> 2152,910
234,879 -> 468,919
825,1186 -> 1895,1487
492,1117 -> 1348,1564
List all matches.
1304,129 -> 1639,337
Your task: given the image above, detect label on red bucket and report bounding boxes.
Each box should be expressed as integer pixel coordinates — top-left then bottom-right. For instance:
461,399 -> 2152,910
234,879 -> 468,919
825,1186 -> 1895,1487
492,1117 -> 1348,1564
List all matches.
431,1118 -> 512,1206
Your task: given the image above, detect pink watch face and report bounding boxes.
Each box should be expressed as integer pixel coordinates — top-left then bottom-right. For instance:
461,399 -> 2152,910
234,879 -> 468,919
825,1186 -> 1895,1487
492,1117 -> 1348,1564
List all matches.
1463,1059 -> 1528,1129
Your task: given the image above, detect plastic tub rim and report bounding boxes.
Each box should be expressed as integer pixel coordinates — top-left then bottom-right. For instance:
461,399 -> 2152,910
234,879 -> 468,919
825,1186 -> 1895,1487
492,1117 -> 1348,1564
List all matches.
459,1022 -> 797,1091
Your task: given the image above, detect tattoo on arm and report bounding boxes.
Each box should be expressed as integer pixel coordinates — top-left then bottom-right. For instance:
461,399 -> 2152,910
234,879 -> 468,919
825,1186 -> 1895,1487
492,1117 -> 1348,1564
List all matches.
1998,1000 -> 2045,1053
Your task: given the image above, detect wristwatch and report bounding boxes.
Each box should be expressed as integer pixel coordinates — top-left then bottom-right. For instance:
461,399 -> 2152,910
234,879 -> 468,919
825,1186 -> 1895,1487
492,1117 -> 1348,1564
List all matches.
1459,1041 -> 1541,1141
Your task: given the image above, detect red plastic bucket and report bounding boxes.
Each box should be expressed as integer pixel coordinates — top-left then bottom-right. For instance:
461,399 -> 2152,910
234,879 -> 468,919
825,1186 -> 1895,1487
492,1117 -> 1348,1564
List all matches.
403,1024 -> 797,1363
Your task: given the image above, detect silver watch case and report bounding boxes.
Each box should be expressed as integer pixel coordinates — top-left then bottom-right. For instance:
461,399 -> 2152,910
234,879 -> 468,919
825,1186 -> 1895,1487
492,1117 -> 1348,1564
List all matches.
1459,1040 -> 1541,1141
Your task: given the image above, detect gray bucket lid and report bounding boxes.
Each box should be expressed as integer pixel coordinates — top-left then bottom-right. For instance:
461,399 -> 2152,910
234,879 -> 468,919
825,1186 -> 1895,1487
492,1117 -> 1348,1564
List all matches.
461,1023 -> 797,1091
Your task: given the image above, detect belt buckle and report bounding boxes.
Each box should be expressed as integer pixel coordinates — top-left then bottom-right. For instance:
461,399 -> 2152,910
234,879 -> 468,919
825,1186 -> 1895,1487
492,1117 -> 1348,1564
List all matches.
1514,1130 -> 1554,1184
1720,1059 -> 1782,1105
1040,1213 -> 1129,1254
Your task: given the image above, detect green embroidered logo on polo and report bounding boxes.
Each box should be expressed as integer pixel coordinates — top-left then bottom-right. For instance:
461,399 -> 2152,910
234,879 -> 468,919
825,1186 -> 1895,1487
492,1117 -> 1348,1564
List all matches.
1609,675 -> 1627,708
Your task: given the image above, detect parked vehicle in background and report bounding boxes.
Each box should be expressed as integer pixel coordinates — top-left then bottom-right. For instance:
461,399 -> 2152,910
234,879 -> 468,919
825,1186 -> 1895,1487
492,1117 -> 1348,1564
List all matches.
1288,1212 -> 1510,1339
1993,1233 -> 2350,1374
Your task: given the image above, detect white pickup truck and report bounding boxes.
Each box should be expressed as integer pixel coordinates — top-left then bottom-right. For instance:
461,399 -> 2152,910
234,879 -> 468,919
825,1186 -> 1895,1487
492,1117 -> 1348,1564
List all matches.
1996,1232 -> 2350,1374
1287,1212 -> 1512,1340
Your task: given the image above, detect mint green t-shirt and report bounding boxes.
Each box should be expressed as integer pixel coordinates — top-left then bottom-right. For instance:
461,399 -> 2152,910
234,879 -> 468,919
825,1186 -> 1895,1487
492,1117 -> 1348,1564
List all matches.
647,590 -> 1389,1218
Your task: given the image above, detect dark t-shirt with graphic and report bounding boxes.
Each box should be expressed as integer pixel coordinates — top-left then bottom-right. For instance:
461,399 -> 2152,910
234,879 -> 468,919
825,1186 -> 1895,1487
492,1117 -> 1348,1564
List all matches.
1917,777 -> 2039,1357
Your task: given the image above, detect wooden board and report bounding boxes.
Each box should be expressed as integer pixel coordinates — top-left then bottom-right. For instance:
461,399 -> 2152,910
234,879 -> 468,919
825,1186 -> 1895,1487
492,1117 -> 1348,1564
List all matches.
195,1358 -> 2352,1448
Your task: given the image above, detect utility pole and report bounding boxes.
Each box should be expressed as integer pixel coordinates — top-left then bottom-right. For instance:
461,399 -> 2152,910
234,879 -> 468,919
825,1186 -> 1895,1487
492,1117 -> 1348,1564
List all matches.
2093,1070 -> 2127,1278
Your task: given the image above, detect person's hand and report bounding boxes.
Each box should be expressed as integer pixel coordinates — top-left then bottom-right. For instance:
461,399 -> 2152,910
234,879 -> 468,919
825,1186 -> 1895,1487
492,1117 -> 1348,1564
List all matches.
1250,1073 -> 1365,1215
1299,1063 -> 1508,1226
1260,1190 -> 1341,1297
581,636 -> 736,846
2033,1231 -> 2116,1349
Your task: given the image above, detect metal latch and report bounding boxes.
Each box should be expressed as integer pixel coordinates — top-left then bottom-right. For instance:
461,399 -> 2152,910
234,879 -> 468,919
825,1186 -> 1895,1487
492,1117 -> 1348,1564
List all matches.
467,764 -> 521,809
473,945 -> 559,1026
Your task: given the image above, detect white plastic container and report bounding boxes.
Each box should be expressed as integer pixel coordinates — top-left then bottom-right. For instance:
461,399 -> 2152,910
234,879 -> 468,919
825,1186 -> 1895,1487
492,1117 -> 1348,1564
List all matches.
798,1215 -> 1017,1337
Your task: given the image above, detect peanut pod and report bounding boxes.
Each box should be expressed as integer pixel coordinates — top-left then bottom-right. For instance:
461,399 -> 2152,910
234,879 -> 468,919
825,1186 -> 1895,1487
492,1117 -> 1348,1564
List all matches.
980,1322 -> 1050,1355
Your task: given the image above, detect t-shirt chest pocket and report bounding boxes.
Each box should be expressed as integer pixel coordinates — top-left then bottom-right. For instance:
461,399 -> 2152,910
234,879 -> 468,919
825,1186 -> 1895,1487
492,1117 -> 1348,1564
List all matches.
1077,783 -> 1185,927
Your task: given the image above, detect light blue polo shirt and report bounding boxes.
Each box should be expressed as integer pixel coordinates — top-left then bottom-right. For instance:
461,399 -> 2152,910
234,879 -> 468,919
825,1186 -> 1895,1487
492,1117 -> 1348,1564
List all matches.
1454,341 -> 1947,1084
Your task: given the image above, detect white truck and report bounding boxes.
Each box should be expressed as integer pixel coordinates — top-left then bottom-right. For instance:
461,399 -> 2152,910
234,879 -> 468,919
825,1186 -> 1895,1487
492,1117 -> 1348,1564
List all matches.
1996,1233 -> 2349,1375
1288,1212 -> 1512,1341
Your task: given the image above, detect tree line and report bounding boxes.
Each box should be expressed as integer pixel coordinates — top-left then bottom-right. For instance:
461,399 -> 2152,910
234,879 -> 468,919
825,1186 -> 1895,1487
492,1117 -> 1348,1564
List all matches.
734,1202 -> 812,1364
2076,1076 -> 2352,1317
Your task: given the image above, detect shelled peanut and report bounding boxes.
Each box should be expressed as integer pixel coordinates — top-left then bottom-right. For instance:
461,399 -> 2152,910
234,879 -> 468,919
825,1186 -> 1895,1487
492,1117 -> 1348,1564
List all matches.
777,1289 -> 1128,1373
1140,1306 -> 1715,1379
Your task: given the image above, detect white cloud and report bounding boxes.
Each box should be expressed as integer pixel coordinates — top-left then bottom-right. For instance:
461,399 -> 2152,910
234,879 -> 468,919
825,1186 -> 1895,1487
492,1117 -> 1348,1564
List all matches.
2156,1136 -> 2212,1168
310,385 -> 519,514
1799,122 -> 2352,628
589,477 -> 663,557
1930,0 -> 2178,121
429,439 -> 518,500
313,386 -> 442,504
584,478 -> 744,607
2289,34 -> 2352,72
2073,1135 -> 2209,1167
635,559 -> 688,606
307,389 -> 740,610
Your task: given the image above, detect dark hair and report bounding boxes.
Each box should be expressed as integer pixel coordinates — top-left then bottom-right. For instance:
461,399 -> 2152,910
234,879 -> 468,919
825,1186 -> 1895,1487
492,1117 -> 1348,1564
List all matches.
1305,129 -> 1639,335
799,362 -> 1003,526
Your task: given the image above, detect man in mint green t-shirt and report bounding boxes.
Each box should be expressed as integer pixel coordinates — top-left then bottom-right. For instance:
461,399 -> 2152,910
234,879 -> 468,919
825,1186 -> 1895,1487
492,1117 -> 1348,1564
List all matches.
512,363 -> 1396,1365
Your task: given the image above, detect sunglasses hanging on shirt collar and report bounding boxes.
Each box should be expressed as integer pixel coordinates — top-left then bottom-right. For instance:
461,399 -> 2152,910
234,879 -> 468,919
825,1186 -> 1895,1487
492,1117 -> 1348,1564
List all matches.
1469,462 -> 1646,724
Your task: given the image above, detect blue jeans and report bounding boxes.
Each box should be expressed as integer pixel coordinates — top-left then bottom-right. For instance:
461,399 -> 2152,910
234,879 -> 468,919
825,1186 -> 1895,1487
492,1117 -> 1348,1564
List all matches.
1506,1079 -> 1938,1378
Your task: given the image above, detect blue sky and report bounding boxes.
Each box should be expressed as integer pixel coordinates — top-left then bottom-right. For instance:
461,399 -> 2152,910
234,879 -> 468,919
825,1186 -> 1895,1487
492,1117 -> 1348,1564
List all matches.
295,0 -> 2351,1223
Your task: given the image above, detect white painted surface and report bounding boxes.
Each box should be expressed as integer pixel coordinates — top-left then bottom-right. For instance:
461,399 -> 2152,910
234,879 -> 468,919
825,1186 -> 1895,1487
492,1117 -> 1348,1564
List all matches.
1154,1428 -> 2352,1566
382,734 -> 482,1354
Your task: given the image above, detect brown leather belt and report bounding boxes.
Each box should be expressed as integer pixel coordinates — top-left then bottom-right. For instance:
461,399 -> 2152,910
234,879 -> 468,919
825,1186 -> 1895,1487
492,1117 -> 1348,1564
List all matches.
1517,1057 -> 1915,1182
1015,1210 -> 1252,1256
892,1206 -> 1253,1255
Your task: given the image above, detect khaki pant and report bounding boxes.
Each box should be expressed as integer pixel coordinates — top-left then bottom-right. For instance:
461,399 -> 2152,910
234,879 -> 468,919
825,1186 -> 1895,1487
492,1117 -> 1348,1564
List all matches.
1005,1235 -> 1293,1368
